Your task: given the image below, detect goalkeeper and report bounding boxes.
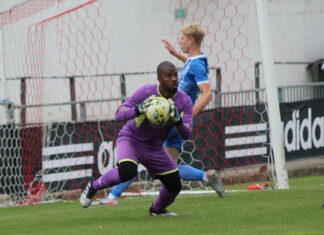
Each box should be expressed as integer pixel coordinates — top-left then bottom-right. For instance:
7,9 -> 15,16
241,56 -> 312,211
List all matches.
103,23 -> 226,206
80,61 -> 193,216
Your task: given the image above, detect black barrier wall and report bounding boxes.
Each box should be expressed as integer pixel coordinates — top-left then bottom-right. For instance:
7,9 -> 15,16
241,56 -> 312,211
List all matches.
1,98 -> 323,193
281,99 -> 324,158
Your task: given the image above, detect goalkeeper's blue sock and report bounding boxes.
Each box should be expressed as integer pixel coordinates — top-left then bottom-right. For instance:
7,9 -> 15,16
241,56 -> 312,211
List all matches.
178,165 -> 205,181
110,179 -> 134,198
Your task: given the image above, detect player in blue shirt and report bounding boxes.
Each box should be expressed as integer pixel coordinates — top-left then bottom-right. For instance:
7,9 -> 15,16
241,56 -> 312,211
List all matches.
103,24 -> 226,205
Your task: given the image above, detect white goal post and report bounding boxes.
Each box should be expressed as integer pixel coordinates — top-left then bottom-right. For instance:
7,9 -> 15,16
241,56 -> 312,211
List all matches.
255,0 -> 289,189
0,1 -> 7,102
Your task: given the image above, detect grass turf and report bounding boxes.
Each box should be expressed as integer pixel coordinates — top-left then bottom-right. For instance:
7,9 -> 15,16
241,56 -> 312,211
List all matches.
0,175 -> 323,235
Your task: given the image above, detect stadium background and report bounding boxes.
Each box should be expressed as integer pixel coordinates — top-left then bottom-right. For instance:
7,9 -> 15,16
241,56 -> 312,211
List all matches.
0,0 -> 324,206
1,0 -> 323,123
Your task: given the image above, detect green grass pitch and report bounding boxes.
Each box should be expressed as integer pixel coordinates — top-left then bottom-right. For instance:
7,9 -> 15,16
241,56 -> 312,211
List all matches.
0,175 -> 323,235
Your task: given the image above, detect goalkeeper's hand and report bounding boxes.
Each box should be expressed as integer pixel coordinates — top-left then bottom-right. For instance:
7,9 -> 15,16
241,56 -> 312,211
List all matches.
168,98 -> 182,124
135,95 -> 155,115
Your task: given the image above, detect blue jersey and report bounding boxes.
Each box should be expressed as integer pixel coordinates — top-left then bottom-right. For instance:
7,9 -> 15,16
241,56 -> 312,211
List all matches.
164,53 -> 209,151
178,53 -> 209,105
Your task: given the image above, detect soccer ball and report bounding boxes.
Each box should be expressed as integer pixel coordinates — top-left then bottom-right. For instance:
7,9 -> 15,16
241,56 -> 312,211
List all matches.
145,97 -> 170,127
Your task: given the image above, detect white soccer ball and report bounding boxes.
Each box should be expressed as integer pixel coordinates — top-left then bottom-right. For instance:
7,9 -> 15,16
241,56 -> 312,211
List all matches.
145,97 -> 170,127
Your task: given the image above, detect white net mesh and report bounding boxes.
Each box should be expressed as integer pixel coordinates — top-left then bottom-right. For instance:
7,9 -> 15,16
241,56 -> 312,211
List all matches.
0,0 -> 276,206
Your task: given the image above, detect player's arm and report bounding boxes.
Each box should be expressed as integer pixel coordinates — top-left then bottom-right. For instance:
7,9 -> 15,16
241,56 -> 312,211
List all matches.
191,60 -> 212,116
115,100 -> 138,121
192,82 -> 212,117
115,87 -> 154,121
168,98 -> 193,140
161,39 -> 187,63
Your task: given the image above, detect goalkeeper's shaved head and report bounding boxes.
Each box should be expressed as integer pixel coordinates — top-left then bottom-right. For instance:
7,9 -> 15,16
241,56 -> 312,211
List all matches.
156,61 -> 178,97
157,61 -> 176,77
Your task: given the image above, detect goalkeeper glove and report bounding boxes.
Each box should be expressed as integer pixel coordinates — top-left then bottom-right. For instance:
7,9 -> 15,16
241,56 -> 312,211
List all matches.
135,95 -> 155,115
168,98 -> 182,125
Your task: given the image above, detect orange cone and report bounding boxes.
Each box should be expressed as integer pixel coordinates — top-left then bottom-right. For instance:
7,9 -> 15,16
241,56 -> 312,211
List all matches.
247,183 -> 266,190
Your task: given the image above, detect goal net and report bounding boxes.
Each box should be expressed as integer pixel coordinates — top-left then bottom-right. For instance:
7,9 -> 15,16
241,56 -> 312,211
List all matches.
0,0 -> 286,206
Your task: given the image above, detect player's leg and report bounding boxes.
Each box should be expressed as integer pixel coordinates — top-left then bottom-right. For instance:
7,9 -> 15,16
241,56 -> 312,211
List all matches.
164,128 -> 205,181
94,160 -> 137,189
80,160 -> 138,208
149,170 -> 181,216
164,128 -> 226,197
100,179 -> 134,205
80,137 -> 139,208
143,146 -> 180,216
173,146 -> 226,197
166,146 -> 205,181
204,169 -> 226,198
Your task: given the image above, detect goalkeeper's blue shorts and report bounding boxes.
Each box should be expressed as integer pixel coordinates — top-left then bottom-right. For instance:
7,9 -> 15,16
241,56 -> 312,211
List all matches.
163,127 -> 184,152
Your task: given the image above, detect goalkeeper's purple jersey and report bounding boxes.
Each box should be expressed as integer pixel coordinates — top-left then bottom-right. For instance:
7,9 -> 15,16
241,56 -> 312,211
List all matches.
115,84 -> 193,147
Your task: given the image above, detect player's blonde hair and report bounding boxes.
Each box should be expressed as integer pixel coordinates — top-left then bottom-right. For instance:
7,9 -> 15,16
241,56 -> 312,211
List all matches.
181,23 -> 205,46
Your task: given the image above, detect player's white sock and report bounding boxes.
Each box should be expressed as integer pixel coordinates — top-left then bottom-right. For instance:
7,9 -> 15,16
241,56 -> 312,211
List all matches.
203,172 -> 208,184
108,193 -> 119,201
